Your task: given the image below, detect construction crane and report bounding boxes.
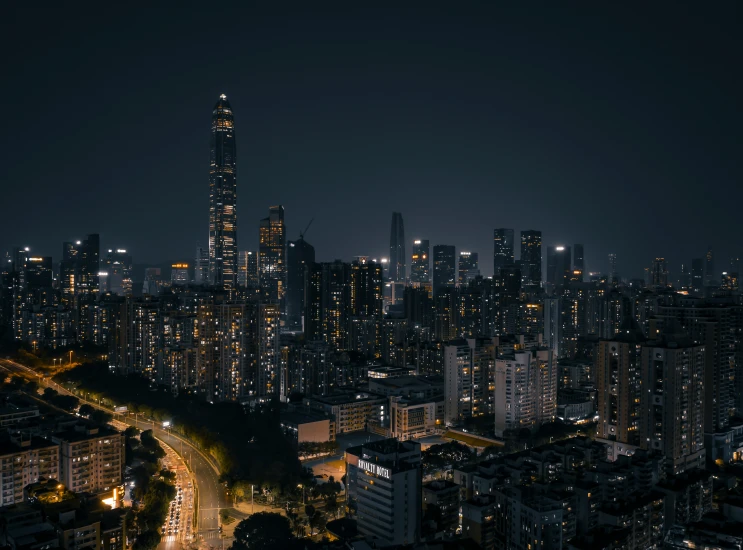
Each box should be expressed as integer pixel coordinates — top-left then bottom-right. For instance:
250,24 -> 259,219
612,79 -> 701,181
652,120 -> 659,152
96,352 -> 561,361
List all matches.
299,218 -> 314,241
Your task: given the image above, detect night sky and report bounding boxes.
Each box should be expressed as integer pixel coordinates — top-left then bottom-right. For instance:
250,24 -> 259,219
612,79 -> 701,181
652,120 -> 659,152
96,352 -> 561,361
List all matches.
1,5 -> 741,279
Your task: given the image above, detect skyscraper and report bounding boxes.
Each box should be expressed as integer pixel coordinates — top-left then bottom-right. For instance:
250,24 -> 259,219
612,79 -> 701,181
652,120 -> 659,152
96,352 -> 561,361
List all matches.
493,228 -> 514,275
691,258 -> 704,296
194,246 -> 209,285
704,246 -> 715,286
650,257 -> 669,287
102,248 -> 133,295
546,245 -> 571,288
286,237 -> 315,330
432,245 -> 455,296
608,253 -> 618,283
389,212 -> 406,282
259,205 -> 286,304
573,244 -> 584,271
520,230 -> 542,289
410,240 -> 430,284
458,252 -> 479,284
237,250 -> 259,288
208,94 -> 238,290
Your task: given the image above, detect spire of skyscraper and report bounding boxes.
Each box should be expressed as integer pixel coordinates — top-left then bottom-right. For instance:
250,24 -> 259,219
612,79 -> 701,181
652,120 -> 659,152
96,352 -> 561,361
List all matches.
389,212 -> 406,282
208,94 -> 238,289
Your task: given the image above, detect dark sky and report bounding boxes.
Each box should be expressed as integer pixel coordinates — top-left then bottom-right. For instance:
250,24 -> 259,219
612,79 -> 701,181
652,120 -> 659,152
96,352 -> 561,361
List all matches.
1,5 -> 741,279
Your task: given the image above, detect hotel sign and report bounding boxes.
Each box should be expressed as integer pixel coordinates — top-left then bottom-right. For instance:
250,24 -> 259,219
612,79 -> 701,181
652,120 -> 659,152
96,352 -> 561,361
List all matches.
358,459 -> 391,479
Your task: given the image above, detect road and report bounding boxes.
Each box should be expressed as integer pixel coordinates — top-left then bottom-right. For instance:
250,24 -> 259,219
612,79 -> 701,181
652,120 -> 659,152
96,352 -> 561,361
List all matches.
0,358 -> 228,548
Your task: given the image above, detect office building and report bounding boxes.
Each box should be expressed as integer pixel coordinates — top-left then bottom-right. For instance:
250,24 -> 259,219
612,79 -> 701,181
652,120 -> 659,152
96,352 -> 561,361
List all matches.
640,329 -> 705,475
546,245 -> 571,288
258,205 -> 286,304
345,439 -> 422,546
59,234 -> 99,342
493,228 -> 514,275
0,435 -> 59,506
520,230 -> 542,289
432,245 -> 455,296
410,240 -> 430,284
193,246 -> 209,285
237,250 -> 258,288
389,212 -> 406,283
52,425 -> 124,495
208,94 -> 238,290
286,238 -> 315,330
101,249 -> 132,295
494,348 -> 557,437
573,243 -> 584,272
170,263 -> 189,285
458,251 -> 479,284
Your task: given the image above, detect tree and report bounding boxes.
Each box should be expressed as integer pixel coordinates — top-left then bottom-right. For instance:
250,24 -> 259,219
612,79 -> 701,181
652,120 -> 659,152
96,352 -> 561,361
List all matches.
219,509 -> 230,523
324,495 -> 339,519
231,512 -> 294,550
79,403 -> 95,417
304,504 -> 317,535
132,530 -> 160,550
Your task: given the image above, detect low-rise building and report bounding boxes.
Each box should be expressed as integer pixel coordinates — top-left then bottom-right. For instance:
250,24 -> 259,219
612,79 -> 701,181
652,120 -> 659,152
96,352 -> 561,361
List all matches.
279,411 -> 335,443
422,480 -> 459,533
304,392 -> 386,434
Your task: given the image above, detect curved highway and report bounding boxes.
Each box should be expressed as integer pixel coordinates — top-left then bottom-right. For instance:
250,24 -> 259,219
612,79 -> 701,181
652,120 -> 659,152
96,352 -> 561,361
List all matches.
0,359 -> 228,546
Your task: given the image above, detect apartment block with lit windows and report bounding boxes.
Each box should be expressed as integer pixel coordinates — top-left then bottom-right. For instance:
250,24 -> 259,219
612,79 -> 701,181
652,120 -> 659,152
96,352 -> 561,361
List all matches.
0,435 -> 59,506
52,425 -> 124,495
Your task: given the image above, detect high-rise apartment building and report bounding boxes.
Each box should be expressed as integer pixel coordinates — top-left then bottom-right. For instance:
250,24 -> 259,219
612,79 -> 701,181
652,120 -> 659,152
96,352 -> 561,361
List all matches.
493,228 -> 514,275
59,235 -> 99,342
286,238 -> 315,330
639,331 -> 705,475
443,338 -> 496,424
432,245 -> 455,296
410,240 -> 430,284
458,252 -> 479,285
304,261 -> 351,349
389,212 -> 406,282
494,347 -> 557,437
345,439 -> 422,546
350,258 -> 383,318
520,230 -> 542,289
53,425 -> 124,495
208,94 -> 238,290
257,303 -> 280,397
0,435 -> 59,506
595,322 -> 645,448
259,205 -> 286,304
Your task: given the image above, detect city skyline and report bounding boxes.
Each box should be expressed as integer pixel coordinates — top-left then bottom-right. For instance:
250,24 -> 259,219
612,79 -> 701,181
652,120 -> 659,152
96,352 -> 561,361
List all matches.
2,6 -> 741,278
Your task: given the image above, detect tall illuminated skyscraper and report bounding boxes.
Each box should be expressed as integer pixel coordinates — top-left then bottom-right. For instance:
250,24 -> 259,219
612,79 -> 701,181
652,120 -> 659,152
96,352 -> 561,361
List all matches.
432,245 -> 455,296
410,240 -> 430,284
208,94 -> 238,290
493,228 -> 514,275
520,230 -> 542,289
259,205 -> 286,304
389,212 -> 406,282
458,251 -> 479,284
